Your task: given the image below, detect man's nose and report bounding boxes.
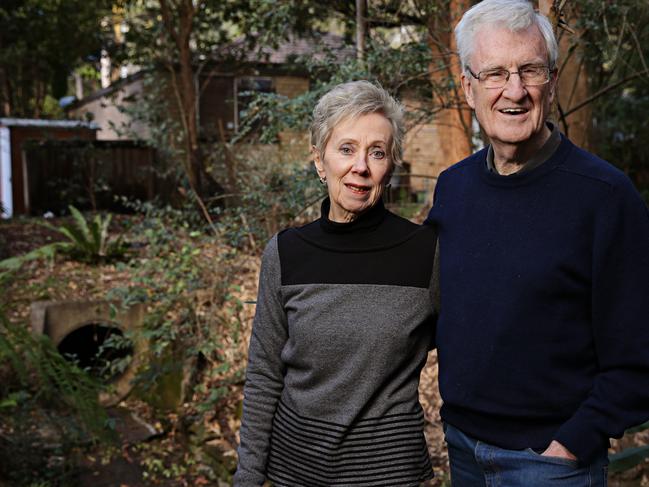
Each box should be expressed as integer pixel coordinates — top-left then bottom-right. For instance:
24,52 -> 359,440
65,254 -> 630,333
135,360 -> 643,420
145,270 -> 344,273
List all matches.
503,72 -> 528,100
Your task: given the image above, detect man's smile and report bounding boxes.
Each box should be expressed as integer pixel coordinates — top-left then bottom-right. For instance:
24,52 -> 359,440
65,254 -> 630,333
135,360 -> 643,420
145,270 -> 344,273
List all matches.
498,107 -> 529,115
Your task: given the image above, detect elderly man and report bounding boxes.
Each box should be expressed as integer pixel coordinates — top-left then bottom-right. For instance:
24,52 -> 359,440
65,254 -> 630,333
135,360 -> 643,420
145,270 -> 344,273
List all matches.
426,0 -> 649,485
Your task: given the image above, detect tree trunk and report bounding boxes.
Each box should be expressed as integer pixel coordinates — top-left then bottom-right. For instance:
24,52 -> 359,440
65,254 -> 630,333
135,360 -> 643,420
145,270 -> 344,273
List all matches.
356,0 -> 367,61
0,67 -> 12,116
426,0 -> 473,170
159,0 -> 203,195
178,36 -> 202,194
539,0 -> 592,149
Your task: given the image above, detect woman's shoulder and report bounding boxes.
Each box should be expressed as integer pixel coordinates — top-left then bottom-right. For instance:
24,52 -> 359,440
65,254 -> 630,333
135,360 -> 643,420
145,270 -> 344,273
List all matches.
383,211 -> 438,243
274,219 -> 318,247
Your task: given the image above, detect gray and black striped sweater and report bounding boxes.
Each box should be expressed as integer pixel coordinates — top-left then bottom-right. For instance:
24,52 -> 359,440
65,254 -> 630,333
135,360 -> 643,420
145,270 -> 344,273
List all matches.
234,198 -> 437,486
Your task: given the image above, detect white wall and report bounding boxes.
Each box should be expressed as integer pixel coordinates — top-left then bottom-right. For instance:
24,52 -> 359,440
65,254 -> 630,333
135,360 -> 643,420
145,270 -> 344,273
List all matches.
0,126 -> 12,218
68,78 -> 150,141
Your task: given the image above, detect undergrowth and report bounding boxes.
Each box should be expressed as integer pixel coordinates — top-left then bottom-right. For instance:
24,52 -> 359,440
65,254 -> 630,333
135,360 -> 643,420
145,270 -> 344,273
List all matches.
0,308 -> 114,486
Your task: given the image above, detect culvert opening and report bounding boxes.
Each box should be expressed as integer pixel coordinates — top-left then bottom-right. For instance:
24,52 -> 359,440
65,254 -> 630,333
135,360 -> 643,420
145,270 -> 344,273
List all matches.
57,322 -> 134,383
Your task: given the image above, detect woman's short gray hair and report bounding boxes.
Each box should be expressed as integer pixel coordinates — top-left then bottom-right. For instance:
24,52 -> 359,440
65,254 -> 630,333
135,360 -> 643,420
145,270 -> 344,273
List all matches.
455,0 -> 558,72
310,80 -> 405,166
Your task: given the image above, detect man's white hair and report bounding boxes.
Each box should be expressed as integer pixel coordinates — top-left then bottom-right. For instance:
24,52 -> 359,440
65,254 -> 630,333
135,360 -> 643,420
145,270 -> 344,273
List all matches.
455,0 -> 559,72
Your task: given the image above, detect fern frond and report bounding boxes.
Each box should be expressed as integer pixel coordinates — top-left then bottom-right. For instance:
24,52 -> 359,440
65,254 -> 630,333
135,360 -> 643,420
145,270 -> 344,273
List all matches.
0,320 -> 29,386
0,242 -> 69,283
36,209 -> 124,264
69,206 -> 93,248
1,309 -> 111,442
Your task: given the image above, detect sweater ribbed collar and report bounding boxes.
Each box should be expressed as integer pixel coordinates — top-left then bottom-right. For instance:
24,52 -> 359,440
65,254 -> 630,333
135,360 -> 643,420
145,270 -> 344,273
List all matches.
486,122 -> 561,175
481,133 -> 573,188
319,197 -> 388,234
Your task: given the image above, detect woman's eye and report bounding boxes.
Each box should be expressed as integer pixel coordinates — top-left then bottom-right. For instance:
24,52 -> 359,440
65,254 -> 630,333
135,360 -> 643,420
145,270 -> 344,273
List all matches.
370,150 -> 386,159
340,146 -> 353,155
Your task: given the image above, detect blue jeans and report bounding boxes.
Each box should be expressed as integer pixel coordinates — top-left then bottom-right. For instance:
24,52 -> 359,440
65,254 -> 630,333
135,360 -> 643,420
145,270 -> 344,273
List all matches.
444,423 -> 608,487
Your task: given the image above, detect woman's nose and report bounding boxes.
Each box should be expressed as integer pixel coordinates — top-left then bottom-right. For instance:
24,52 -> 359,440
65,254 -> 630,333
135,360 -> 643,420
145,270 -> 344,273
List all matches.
352,153 -> 369,173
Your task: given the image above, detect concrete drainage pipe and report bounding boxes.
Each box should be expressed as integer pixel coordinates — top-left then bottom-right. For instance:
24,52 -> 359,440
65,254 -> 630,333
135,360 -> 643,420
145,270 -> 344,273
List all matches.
30,300 -> 147,406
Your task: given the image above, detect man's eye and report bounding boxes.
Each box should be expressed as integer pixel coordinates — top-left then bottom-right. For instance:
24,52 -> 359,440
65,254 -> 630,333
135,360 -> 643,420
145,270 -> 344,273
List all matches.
521,67 -> 541,75
483,70 -> 507,80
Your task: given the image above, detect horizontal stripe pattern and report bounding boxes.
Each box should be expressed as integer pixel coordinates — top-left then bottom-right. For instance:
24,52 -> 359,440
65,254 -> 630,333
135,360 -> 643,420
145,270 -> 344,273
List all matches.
267,401 -> 433,486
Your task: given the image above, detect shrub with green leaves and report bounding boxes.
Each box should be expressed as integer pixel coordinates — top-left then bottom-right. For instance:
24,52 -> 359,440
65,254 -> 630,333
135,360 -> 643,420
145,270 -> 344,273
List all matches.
0,206 -> 127,286
609,421 -> 649,474
41,205 -> 127,263
0,309 -> 114,485
0,311 -> 110,438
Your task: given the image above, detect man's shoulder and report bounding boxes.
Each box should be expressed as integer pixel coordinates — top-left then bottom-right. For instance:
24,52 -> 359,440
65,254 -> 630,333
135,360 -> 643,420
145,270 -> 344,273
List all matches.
439,147 -> 488,180
559,140 -> 632,191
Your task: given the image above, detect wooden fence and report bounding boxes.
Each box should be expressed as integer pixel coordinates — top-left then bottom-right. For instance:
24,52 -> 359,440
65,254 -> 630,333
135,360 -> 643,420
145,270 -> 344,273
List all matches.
23,140 -> 164,215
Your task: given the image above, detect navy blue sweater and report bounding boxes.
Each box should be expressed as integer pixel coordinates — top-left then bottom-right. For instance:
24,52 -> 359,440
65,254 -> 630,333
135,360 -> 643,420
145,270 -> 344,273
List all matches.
427,135 -> 649,464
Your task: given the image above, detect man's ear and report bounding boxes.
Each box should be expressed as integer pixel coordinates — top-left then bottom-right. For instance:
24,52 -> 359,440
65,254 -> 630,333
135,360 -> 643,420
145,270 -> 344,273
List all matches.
548,68 -> 559,104
312,145 -> 325,178
461,72 -> 476,109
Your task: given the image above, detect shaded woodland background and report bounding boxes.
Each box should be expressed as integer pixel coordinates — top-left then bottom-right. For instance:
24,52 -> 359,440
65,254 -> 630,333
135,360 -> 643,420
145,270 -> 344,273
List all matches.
1,1 -> 648,486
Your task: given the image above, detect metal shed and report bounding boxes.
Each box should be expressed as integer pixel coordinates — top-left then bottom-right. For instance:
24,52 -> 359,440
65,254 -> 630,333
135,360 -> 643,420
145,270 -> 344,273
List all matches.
0,118 -> 98,217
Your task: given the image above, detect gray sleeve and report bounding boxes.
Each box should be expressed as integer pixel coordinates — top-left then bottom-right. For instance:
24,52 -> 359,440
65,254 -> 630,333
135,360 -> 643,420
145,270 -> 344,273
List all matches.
233,235 -> 287,486
432,237 -> 440,315
428,236 -> 440,350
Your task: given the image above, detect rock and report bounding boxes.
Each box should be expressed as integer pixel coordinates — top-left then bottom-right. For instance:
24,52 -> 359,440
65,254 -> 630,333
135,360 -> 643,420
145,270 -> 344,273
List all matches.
107,407 -> 158,444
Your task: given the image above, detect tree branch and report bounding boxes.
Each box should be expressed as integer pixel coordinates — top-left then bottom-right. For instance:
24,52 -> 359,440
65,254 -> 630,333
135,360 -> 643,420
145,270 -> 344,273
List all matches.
159,0 -> 180,47
563,69 -> 649,118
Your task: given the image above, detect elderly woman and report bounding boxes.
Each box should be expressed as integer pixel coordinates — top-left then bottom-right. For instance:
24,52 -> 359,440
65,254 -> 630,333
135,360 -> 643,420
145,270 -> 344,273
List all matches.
234,80 -> 437,486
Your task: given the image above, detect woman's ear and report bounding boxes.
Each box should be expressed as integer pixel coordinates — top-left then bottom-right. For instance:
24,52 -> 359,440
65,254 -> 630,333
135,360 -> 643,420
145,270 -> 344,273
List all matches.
385,162 -> 395,184
312,145 -> 325,178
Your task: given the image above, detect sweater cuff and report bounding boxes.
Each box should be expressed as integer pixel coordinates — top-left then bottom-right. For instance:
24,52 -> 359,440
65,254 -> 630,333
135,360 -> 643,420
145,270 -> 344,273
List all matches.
232,467 -> 265,487
553,418 -> 609,465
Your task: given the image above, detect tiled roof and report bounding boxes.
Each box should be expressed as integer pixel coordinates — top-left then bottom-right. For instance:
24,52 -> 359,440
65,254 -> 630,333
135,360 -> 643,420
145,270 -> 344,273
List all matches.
217,33 -> 354,64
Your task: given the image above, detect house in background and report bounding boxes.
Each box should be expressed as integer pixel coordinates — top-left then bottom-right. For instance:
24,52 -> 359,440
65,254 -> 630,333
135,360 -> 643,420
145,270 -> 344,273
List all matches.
66,35 -> 346,143
67,34 -> 460,206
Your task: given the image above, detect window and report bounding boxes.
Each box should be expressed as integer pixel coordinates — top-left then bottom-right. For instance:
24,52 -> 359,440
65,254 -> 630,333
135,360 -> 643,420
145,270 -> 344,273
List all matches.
235,77 -> 274,133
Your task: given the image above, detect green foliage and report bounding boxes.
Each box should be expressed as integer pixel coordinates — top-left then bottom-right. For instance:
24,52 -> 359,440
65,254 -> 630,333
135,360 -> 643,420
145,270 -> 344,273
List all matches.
609,421 -> 649,474
0,319 -> 113,487
0,241 -> 62,285
0,207 -> 126,287
0,0 -> 113,117
212,158 -> 324,249
94,331 -> 135,381
0,308 -> 114,485
117,1 -> 229,69
234,36 -> 444,146
41,206 -> 127,264
100,206 -> 254,482
564,0 -> 649,192
609,445 -> 649,474
0,311 -> 110,438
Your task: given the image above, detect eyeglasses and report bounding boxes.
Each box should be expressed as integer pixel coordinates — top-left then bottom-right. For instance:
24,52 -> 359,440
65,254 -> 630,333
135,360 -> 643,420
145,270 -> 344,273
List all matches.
467,65 -> 555,89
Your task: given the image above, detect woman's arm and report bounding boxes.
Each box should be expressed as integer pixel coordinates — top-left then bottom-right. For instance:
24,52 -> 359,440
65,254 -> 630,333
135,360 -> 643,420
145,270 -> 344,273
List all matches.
233,236 -> 288,486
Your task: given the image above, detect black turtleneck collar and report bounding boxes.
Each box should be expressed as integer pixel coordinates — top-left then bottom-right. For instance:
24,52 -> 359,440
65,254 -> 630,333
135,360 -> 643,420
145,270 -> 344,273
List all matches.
286,197 -> 422,253
318,197 -> 388,234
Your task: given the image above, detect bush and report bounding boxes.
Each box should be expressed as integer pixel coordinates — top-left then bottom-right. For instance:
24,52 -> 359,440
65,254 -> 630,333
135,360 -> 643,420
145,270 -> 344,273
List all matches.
41,206 -> 127,263
0,310 -> 114,485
